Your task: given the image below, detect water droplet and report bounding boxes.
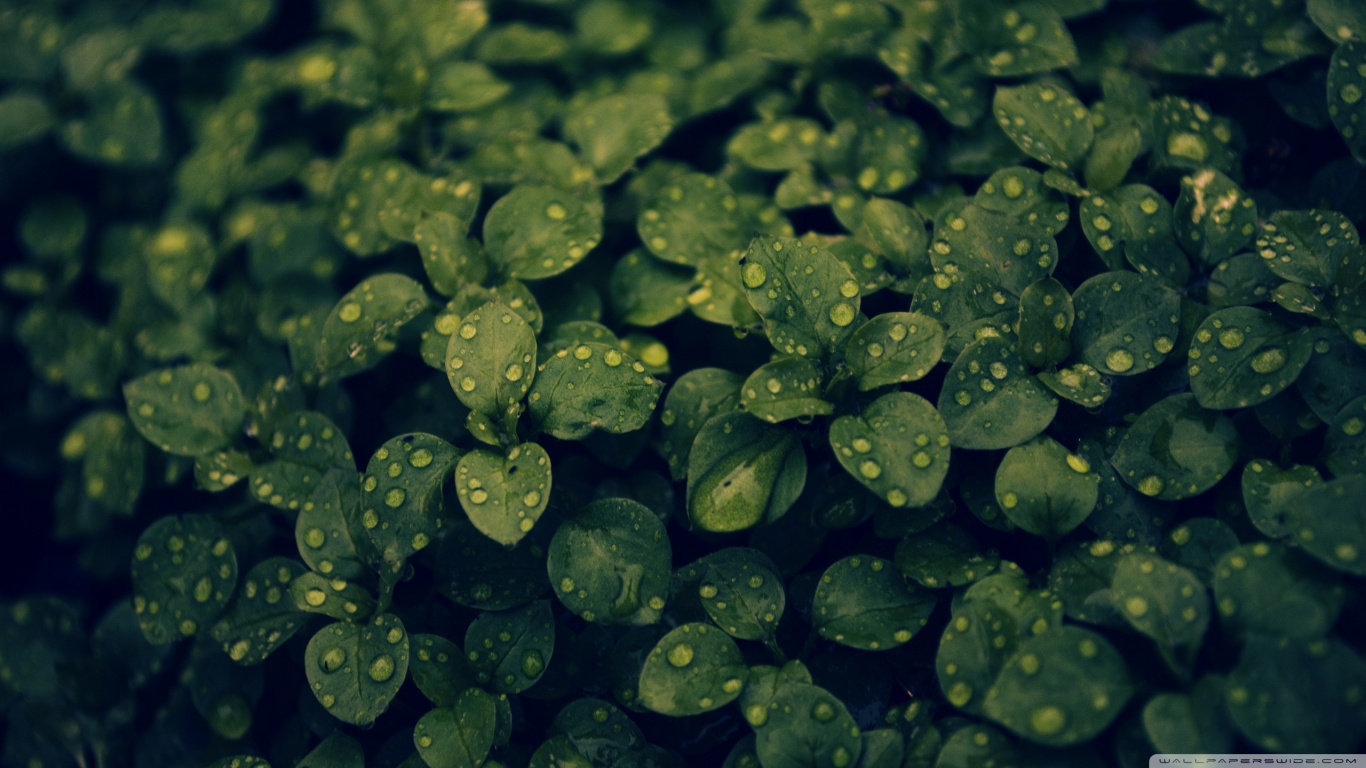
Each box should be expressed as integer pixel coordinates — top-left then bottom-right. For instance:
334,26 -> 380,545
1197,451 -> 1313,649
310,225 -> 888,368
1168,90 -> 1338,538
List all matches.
859,460 -> 881,479
318,646 -> 346,672
521,649 -> 544,677
193,577 -> 213,603
574,345 -> 592,360
469,489 -> 489,504
339,302 -> 362,323
523,490 -> 542,507
368,654 -> 396,682
766,378 -> 782,394
946,681 -> 973,707
1125,596 -> 1149,617
545,203 -> 567,220
745,703 -> 769,726
829,303 -> 856,327
458,323 -> 477,339
305,589 -> 327,607
912,451 -> 931,468
604,349 -> 622,367
699,584 -> 718,599
666,643 -> 694,668
1030,705 -> 1067,736
385,488 -> 406,508
811,701 -> 837,722
1019,653 -> 1040,675
886,489 -> 908,507
741,262 -> 767,288
1153,336 -> 1174,354
1250,347 -> 1286,374
1342,84 -> 1363,105
192,382 -> 212,402
460,376 -> 476,392
1066,454 -> 1091,473
505,363 -> 524,381
839,279 -> 859,299
1217,327 -> 1244,350
1136,475 -> 1165,497
1105,348 -> 1135,372
1001,492 -> 1018,509
409,449 -> 433,468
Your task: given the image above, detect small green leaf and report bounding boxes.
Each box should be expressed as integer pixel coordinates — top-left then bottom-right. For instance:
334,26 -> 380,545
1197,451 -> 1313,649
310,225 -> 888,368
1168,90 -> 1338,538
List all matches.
894,520 -> 1000,589
637,173 -> 747,267
143,222 -> 216,313
1226,635 -> 1366,752
465,600 -> 555,694
930,205 -> 1059,296
1071,271 -> 1182,376
289,571 -> 376,622
409,634 -> 476,708
445,300 -> 537,425
660,368 -> 743,480
743,677 -> 863,768
1309,0 -> 1366,43
124,363 -> 245,456
1111,552 -> 1208,648
455,442 -> 552,546
414,688 -> 498,768
1081,186 -> 1190,287
992,82 -> 1093,172
937,334 -> 1058,450
483,186 -> 603,280
211,558 -> 306,665
296,732 -> 364,768
359,433 -> 461,564
304,613 -> 409,726
1187,306 -> 1313,409
1255,209 -> 1361,287
1174,169 -> 1259,268
1328,41 -> 1366,164
1241,459 -> 1323,539
1287,475 -> 1366,576
812,555 -> 935,651
435,519 -> 549,611
686,412 -> 807,533
295,469 -> 371,580
131,515 -> 237,644
830,392 -> 950,509
1143,677 -> 1235,755
727,117 -> 825,171
740,235 -> 863,360
638,622 -> 747,716
845,312 -> 945,391
995,436 -> 1099,540
548,498 -> 672,625
981,626 -> 1132,747
609,250 -> 693,328
850,114 -> 926,195
0,89 -> 53,147
972,4 -> 1079,76
1110,394 -> 1239,501
414,212 -> 489,297
251,411 -> 355,511
1084,120 -> 1144,192
315,274 -> 430,382
684,548 -> 786,641
62,81 -> 162,165
1212,542 -> 1345,638
1016,277 -> 1073,368
564,93 -> 673,184
425,61 -> 510,112
738,356 -> 832,423
1037,363 -> 1111,408
528,342 -> 662,440
62,411 -> 144,514
1149,95 -> 1240,175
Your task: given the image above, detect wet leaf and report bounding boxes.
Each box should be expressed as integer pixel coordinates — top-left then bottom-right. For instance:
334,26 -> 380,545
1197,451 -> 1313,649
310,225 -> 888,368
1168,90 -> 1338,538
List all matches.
483,186 -> 604,280
465,600 -> 555,694
314,274 -> 430,382
1187,306 -> 1313,409
413,688 -> 497,768
812,555 -> 936,651
683,548 -> 785,641
992,82 -> 1092,172
686,412 -> 807,533
528,342 -> 663,440
296,732 -> 364,768
131,514 -> 237,644
844,312 -> 945,391
830,392 -> 950,509
304,613 -> 409,726
124,363 -> 245,456
564,93 -> 673,184
938,334 -> 1058,450
426,61 -> 509,112
995,436 -> 1099,541
456,442 -> 552,546
61,81 -> 162,166
637,173 -> 747,267
739,356 -> 832,424
1142,677 -> 1235,755
1240,459 -> 1322,539
609,250 -> 693,328
1328,41 -> 1366,164
359,433 -> 461,564
972,5 -> 1079,76
740,235 -> 863,360
741,675 -> 863,768
1255,208 -> 1362,287
1071,271 -> 1182,377
1226,635 -> 1366,752
414,212 -> 489,297
409,633 -> 476,708
659,368 -> 743,480
1036,363 -> 1111,408
548,498 -> 671,625
1017,277 -> 1073,369
211,558 -> 305,665
445,300 -> 537,426
638,622 -> 747,716
289,571 -> 376,622
1212,542 -> 1345,638
1111,394 -> 1239,501
1174,169 -> 1258,268
436,519 -> 549,611
1110,552 -> 1208,648
1286,475 -> 1366,577
295,469 -> 370,580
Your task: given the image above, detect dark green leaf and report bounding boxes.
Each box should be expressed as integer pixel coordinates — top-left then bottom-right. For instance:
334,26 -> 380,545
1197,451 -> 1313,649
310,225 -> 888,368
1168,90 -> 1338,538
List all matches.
1255,208 -> 1362,287
1110,394 -> 1239,501
638,622 -> 747,716
456,443 -> 552,546
548,498 -> 671,625
1212,542 -> 1345,638
425,62 -> 509,112
972,5 -> 1079,76
1142,677 -> 1235,754
845,312 -> 945,391
812,555 -> 936,651
740,235 -> 862,360
1017,277 -> 1073,368
445,300 -> 537,425
564,93 -> 673,184
609,250 -> 693,328
995,436 -> 1099,540
1174,169 -> 1258,268
290,571 -> 376,622
1072,271 -> 1182,376
483,186 -> 604,280
124,363 -> 245,456
465,600 -> 555,694
0,89 -> 53,147
686,412 -> 807,533
686,548 -> 785,641
409,633 -> 476,708
992,82 -> 1092,172
1240,459 -> 1322,539
527,342 -> 663,440
297,732 -> 364,768
1328,41 -> 1366,164
739,356 -> 832,424
1037,363 -> 1111,408
414,688 -> 498,768
62,81 -> 162,165
830,392 -> 950,509
1187,306 -> 1313,409
211,558 -> 305,664
1110,552 -> 1208,647
315,274 -> 430,382
938,334 -> 1058,450
1226,635 -> 1366,752
131,514 -> 237,644
1286,475 -> 1366,576
660,369 -> 743,480
304,613 -> 410,726
359,433 -> 461,564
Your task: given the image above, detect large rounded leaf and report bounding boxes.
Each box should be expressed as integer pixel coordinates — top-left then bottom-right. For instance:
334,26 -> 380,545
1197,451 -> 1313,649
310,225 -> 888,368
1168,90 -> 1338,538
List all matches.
1226,635 -> 1366,752
456,442 -> 551,546
528,342 -> 663,440
739,235 -> 862,360
1110,394 -> 1238,501
812,555 -> 936,651
131,514 -> 238,644
482,185 -> 603,280
830,391 -> 950,509
445,299 -> 537,422
124,363 -> 245,456
464,600 -> 554,695
1187,306 -> 1312,409
937,335 -> 1057,450
1071,271 -> 1181,376
548,498 -> 671,625
637,623 -> 747,716
994,436 -> 1099,540
686,412 -> 806,533
304,613 -> 410,726
359,433 -> 461,563
844,311 -> 944,391
413,687 -> 497,768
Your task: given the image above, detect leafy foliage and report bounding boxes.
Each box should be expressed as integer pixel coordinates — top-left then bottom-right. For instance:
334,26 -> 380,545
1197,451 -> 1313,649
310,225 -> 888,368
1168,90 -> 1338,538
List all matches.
4,0 -> 1366,765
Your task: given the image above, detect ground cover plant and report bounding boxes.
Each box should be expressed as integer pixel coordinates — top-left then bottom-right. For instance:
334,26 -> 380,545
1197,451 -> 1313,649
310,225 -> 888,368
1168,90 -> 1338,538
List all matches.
2,0 -> 1366,765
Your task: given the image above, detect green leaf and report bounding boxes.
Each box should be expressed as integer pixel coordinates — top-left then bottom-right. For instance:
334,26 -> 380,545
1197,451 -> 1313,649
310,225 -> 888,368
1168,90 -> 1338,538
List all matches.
1016,277 -> 1073,369
1143,677 -> 1235,754
894,520 -> 1000,588
743,678 -> 863,768
62,81 -> 163,165
296,469 -> 371,580
830,392 -> 950,509
1081,187 -> 1190,288
1187,306 -> 1313,409
435,519 -> 549,611
739,235 -> 863,359
290,571 -> 376,622
314,274 -> 430,382
637,622 -> 747,716
0,89 -> 53,147
609,250 -> 693,327
124,363 -> 245,456
1226,635 -> 1366,752
297,732 -> 364,768
465,600 -> 555,694
738,356 -> 832,424
812,555 -> 936,651
637,173 -> 747,267
1174,169 -> 1258,268
683,548 -> 785,641
981,626 -> 1132,746
660,371 -> 743,482
850,114 -> 926,195
845,312 -> 945,391
1241,459 -> 1323,540
1286,475 -> 1366,576
475,22 -> 569,63
1036,363 -> 1112,408
1212,542 -> 1345,638
304,613 -> 409,726
455,442 -> 552,546
930,205 -> 1059,296
686,412 -> 807,533
1149,95 -> 1240,175
1255,209 -> 1362,287
1084,121 -> 1144,192
937,334 -> 1058,450
1071,271 -> 1182,376
564,93 -> 673,184
992,82 -> 1093,172
995,436 -> 1099,540
1110,552 -> 1208,648
727,118 -> 825,171
209,758 -> 270,768
445,300 -> 537,426
414,688 -> 498,768
1110,394 -> 1239,501
483,186 -> 603,280
359,433 -> 461,564
251,411 -> 356,512
211,558 -> 306,665
972,4 -> 1079,76
528,342 -> 663,440
1328,41 -> 1366,164
143,222 -> 216,313
409,633 -> 476,708
425,61 -> 509,113
548,498 -> 671,625
131,515 -> 237,644
61,411 -> 144,514
414,212 -> 489,297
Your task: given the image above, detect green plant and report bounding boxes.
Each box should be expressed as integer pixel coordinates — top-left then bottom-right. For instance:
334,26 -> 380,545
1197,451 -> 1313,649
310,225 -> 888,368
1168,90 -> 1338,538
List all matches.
2,0 -> 1366,765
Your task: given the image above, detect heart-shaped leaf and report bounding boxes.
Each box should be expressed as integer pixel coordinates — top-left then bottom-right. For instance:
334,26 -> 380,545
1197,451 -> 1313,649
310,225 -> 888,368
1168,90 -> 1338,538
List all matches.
304,613 -> 409,726
637,622 -> 747,716
812,555 -> 936,651
548,498 -> 671,625
455,442 -> 551,546
124,363 -> 245,456
131,514 -> 238,644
